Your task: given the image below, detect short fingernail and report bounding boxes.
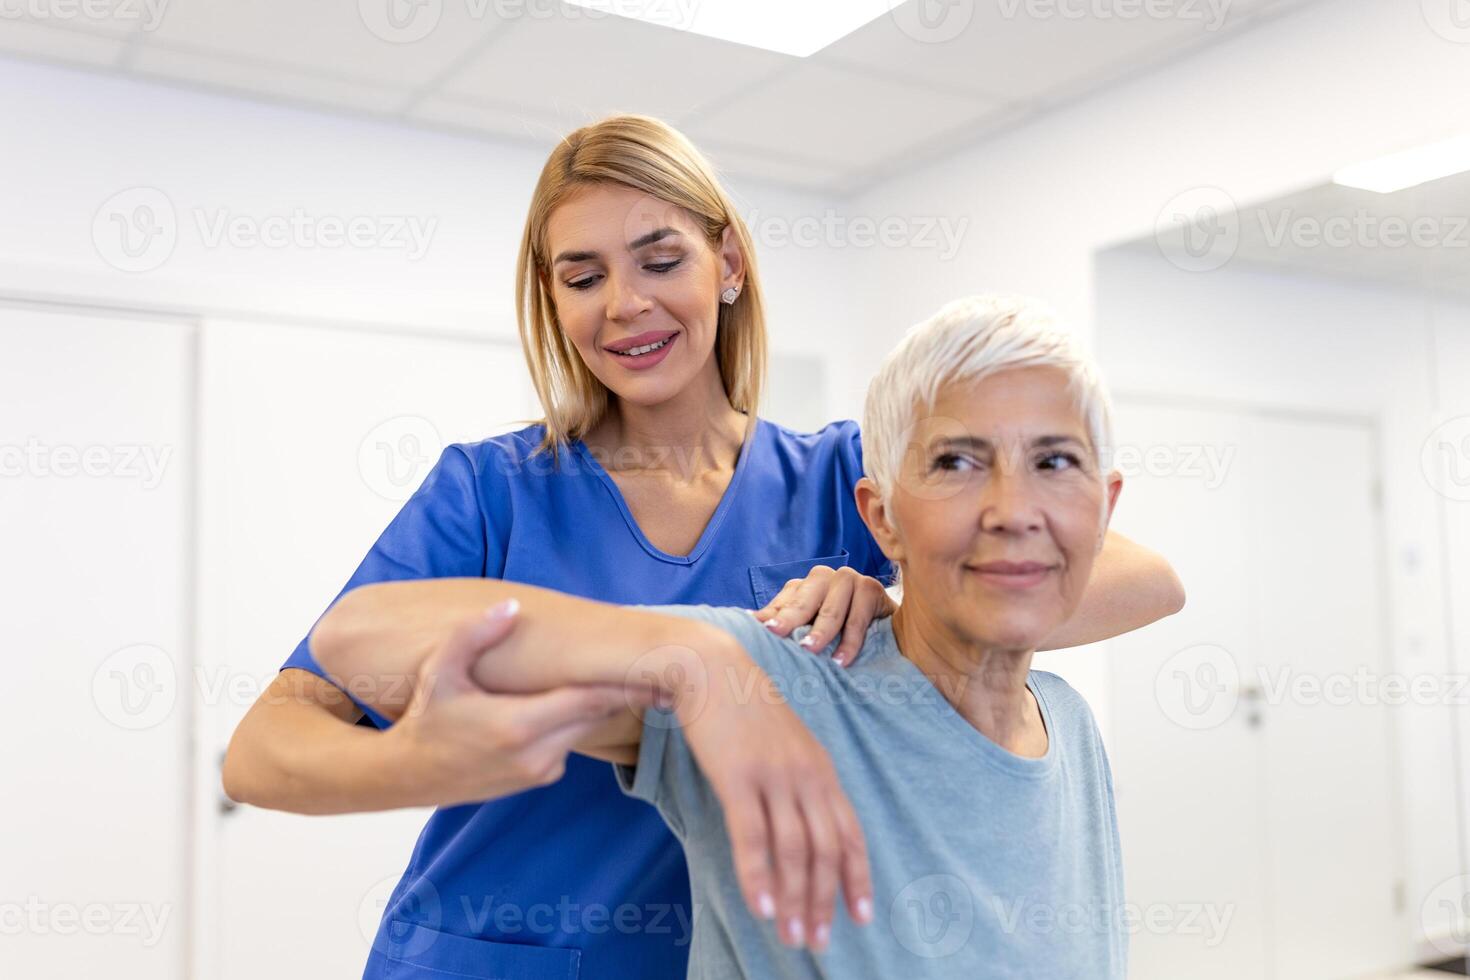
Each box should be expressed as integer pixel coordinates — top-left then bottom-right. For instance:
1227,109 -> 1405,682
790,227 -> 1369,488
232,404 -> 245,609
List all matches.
763,617 -> 782,632
485,598 -> 519,620
788,918 -> 804,945
831,650 -> 847,667
798,634 -> 817,649
757,892 -> 775,919
856,897 -> 873,924
814,923 -> 830,950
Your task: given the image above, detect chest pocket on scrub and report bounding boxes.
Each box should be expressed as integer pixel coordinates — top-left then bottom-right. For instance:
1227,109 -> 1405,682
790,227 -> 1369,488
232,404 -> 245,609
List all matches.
748,550 -> 852,609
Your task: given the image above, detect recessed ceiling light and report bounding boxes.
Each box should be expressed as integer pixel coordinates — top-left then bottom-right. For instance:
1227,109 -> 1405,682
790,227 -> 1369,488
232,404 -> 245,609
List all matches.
562,0 -> 905,58
1333,135 -> 1470,194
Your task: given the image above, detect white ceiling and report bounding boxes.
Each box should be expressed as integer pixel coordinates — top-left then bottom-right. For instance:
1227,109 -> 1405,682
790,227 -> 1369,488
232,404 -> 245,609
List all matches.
1146,170 -> 1470,298
2,0 -> 1315,195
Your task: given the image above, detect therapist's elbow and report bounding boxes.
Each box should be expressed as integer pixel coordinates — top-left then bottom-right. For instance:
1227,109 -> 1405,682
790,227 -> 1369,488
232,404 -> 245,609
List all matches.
1159,563 -> 1187,617
308,587 -> 373,681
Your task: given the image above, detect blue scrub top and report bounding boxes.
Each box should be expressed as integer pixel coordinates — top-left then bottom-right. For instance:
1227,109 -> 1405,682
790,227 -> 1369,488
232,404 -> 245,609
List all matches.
281,417 -> 892,979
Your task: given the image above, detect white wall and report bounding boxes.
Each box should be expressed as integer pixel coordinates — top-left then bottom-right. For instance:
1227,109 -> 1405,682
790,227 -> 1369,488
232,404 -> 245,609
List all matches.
1094,243 -> 1470,956
0,56 -> 860,420
838,0 -> 1470,737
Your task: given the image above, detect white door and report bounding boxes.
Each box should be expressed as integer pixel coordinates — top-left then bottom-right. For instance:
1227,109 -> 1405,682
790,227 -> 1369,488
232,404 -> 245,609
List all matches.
0,306 -> 194,980
195,319 -> 537,980
1107,398 -> 1403,979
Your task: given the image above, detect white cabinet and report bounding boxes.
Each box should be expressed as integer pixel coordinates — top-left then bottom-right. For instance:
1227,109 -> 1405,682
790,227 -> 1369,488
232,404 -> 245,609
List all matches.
194,318 -> 536,980
0,307 -> 194,980
1106,398 -> 1404,979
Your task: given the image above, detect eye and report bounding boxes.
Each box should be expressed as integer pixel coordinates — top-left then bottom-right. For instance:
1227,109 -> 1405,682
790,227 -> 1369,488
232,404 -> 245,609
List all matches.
645,259 -> 681,274
564,274 -> 601,291
1037,451 -> 1083,471
931,452 -> 978,473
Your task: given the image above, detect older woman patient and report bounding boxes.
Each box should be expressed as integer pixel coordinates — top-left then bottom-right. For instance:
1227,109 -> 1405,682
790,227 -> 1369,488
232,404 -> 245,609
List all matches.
313,294 -> 1138,978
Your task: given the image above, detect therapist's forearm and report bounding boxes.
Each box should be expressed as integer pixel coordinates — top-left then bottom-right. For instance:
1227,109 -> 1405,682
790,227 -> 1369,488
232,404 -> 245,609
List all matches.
223,671 -> 449,814
312,578 -> 739,723
1036,530 -> 1186,651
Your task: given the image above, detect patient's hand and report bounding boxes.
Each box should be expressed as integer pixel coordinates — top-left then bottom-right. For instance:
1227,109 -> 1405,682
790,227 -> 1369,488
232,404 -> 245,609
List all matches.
669,642 -> 875,953
752,565 -> 896,667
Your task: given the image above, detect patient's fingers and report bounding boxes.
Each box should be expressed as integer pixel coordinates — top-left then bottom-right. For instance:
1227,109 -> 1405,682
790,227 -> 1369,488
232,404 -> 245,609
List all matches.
796,782 -> 841,953
765,784 -> 812,948
829,786 -> 874,928
724,791 -> 778,928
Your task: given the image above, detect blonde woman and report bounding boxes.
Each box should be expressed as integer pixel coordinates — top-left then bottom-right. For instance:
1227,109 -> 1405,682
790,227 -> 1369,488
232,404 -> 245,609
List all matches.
223,116 -> 1182,979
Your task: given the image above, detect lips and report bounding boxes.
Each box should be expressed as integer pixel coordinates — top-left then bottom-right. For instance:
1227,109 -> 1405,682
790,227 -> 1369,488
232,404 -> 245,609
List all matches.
972,560 -> 1054,575
604,329 -> 678,354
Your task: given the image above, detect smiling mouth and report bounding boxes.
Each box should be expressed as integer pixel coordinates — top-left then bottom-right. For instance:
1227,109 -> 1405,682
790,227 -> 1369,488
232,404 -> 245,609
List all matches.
609,336 -> 674,357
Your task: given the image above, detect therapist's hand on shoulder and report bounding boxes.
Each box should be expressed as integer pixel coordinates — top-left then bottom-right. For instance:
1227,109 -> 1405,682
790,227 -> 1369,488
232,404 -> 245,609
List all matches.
671,639 -> 875,952
752,566 -> 897,667
384,610 -> 643,809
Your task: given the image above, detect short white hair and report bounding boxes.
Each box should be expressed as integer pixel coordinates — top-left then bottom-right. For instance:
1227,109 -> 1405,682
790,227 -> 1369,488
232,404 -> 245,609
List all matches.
862,294 -> 1114,508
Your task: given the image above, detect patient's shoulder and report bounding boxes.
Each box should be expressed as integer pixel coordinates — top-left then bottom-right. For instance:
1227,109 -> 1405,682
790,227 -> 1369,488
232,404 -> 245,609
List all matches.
640,604 -> 814,681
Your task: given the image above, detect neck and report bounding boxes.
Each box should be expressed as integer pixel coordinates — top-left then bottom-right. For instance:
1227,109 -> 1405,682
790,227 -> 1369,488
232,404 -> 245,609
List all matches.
588,359 -> 748,477
891,599 -> 1045,757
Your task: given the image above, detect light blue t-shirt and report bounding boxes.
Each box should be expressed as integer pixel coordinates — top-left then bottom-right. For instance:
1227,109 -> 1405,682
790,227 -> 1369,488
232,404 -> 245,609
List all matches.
617,605 -> 1128,979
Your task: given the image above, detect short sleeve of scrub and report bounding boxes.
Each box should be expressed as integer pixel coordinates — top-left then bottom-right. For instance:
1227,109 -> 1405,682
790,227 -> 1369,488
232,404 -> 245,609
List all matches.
278,443 -> 512,728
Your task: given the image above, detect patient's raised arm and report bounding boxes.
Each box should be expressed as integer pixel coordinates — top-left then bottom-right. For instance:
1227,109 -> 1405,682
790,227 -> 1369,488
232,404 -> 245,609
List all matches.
311,582 -> 874,952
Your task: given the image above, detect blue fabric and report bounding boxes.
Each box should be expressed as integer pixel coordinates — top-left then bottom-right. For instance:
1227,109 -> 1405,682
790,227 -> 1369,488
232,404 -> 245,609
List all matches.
279,418 -> 892,979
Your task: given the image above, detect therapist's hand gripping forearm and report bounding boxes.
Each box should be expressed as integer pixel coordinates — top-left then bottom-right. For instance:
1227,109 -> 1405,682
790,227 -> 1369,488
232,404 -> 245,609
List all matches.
312,581 -> 874,953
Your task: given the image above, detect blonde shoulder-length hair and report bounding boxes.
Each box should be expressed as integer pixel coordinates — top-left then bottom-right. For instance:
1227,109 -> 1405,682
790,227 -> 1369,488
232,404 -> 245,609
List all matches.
515,113 -> 768,457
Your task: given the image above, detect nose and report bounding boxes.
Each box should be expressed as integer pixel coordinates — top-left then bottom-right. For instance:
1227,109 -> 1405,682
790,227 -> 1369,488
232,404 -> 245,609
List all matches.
604,270 -> 652,323
978,466 -> 1044,536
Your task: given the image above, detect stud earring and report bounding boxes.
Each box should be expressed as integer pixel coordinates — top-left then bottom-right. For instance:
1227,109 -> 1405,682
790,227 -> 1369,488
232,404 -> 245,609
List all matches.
720,286 -> 740,305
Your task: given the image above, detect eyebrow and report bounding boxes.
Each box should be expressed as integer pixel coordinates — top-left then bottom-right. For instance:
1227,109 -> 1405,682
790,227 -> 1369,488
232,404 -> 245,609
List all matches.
931,434 -> 1089,452
552,227 -> 682,266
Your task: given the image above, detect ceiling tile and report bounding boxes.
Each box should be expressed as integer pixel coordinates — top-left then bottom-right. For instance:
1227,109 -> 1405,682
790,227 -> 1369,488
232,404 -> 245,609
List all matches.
818,0 -> 1295,103
129,45 -> 406,113
436,8 -> 793,125
696,140 -> 851,194
0,21 -> 128,66
139,0 -> 508,88
682,61 -> 1010,173
408,94 -> 570,144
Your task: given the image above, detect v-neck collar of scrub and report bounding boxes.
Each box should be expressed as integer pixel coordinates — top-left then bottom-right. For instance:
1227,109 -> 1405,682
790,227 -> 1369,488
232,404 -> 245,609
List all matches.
571,415 -> 763,566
